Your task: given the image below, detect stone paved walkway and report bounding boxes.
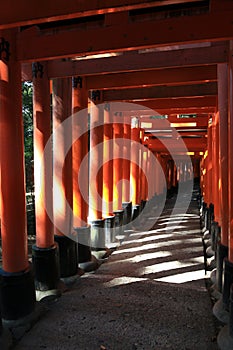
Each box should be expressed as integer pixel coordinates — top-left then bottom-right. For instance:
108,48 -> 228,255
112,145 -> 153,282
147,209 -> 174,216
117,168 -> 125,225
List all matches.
14,185 -> 219,350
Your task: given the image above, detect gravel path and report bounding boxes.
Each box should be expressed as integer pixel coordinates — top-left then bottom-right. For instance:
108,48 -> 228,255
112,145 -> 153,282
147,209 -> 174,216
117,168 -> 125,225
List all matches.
14,187 -> 219,350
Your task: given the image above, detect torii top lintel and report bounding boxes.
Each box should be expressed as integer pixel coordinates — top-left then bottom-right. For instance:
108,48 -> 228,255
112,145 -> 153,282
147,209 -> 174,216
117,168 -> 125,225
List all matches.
7,0 -> 233,62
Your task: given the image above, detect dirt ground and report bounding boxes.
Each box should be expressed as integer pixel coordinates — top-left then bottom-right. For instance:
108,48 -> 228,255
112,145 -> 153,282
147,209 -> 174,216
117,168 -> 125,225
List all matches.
13,190 -> 220,350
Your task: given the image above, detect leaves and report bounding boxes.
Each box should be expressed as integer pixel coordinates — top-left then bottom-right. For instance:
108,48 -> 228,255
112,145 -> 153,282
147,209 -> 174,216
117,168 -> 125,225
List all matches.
22,82 -> 34,192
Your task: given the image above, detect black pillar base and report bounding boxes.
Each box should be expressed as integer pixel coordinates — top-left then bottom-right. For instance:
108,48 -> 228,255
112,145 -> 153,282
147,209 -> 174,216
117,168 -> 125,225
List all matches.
54,235 -> 78,278
210,221 -> 220,252
74,226 -> 92,264
223,259 -> 233,311
216,243 -> 229,293
217,290 -> 233,350
113,209 -> 124,240
0,267 -> 36,321
204,208 -> 210,231
90,219 -> 106,251
149,195 -> 157,209
229,284 -> 233,338
122,202 -> 132,225
0,327 -> 12,350
141,200 -> 147,210
32,244 -> 60,300
104,216 -> 116,247
132,204 -> 141,221
200,200 -> 207,227
217,324 -> 233,350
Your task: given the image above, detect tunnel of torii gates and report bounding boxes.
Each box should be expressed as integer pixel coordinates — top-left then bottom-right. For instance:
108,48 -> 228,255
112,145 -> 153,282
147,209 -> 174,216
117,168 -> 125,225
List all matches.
0,0 -> 233,347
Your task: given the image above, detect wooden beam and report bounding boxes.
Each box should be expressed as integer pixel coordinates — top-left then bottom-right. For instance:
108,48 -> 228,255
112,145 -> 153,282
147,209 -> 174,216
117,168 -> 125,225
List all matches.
85,65 -> 217,90
103,82 -> 217,101
109,96 -> 216,115
0,0 -> 205,29
138,96 -> 216,109
140,115 -> 209,127
17,9 -> 233,62
146,137 -> 207,152
22,43 -> 227,81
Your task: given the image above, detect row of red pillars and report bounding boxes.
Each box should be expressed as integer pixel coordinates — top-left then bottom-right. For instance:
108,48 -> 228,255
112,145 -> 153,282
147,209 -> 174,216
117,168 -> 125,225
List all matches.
200,49 -> 233,347
0,31 -> 171,326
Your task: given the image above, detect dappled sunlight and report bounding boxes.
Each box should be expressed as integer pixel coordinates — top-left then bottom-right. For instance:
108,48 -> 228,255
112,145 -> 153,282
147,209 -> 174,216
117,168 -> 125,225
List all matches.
149,225 -> 187,232
104,276 -> 148,288
154,269 -> 206,284
121,233 -> 174,245
113,236 -> 202,255
128,228 -> 167,237
121,251 -> 172,263
139,256 -> 204,275
157,220 -> 189,226
108,245 -> 203,265
100,184 -> 207,288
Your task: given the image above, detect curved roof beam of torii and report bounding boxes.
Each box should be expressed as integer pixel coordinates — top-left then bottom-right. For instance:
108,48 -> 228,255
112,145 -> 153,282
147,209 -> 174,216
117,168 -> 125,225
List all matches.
17,5 -> 233,62
0,0 -> 205,30
102,82 -> 217,101
85,66 -> 217,90
21,42 -> 227,81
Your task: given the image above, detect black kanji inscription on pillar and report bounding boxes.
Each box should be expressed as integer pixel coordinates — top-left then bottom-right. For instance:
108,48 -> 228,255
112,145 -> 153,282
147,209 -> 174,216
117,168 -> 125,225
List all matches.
0,37 -> 10,62
72,76 -> 83,88
91,90 -> 101,101
104,103 -> 110,112
32,62 -> 44,78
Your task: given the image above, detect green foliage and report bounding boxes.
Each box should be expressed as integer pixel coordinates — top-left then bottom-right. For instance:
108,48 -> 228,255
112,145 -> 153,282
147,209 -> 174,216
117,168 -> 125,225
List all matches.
22,82 -> 34,193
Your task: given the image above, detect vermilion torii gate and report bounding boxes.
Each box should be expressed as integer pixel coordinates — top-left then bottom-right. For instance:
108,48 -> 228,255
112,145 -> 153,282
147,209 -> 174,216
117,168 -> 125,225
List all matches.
0,1 -> 233,349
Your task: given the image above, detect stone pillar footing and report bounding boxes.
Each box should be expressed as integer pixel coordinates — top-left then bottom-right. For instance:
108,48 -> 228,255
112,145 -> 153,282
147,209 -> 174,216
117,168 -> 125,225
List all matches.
213,297 -> 229,324
217,325 -> 233,350
32,244 -> 60,301
222,259 -> 233,310
210,284 -> 222,300
0,267 -> 36,322
216,243 -> 229,293
210,221 -> 220,252
210,268 -> 216,284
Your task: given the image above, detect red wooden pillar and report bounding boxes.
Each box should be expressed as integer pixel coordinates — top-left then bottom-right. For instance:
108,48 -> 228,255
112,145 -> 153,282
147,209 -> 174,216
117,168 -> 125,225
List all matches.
72,77 -> 88,228
72,76 -> 92,264
103,104 -> 113,218
89,90 -> 105,250
227,42 -> 233,263
147,149 -> 153,200
139,128 -> 145,205
155,153 -> 163,196
32,62 -> 60,298
218,43 -> 233,345
203,152 -> 208,204
214,63 -> 229,294
141,147 -> 148,205
172,162 -> 178,190
122,116 -> 132,224
131,119 -> 141,220
113,120 -> 124,212
112,116 -> 125,236
0,30 -> 35,321
103,104 -> 115,245
212,113 -> 220,224
53,78 -> 78,279
207,121 -> 213,206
